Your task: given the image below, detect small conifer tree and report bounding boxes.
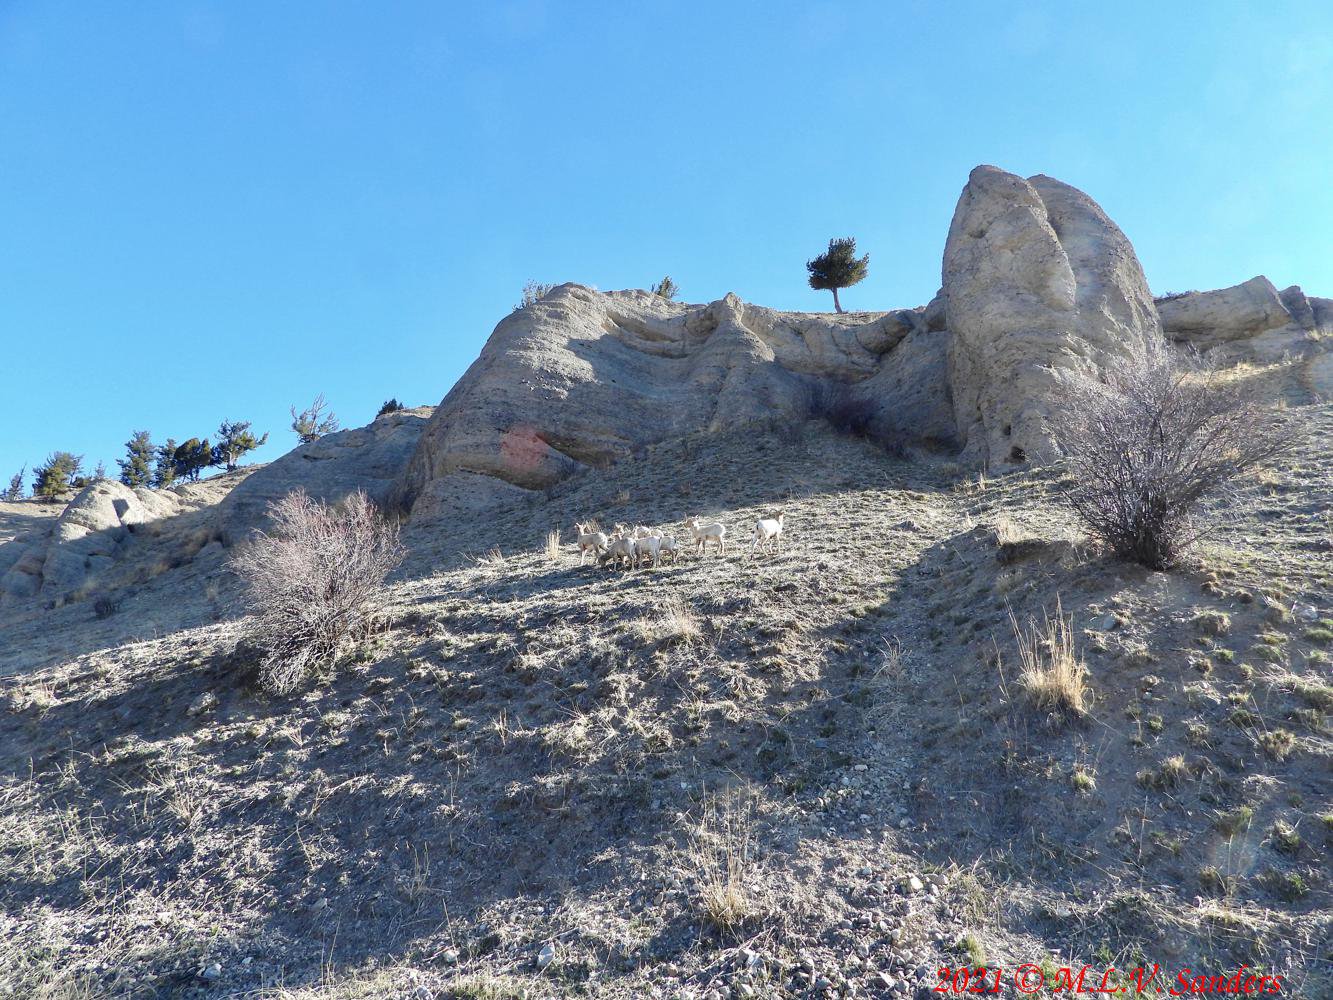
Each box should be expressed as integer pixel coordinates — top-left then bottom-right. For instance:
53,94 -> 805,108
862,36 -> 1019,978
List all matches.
290,393 -> 339,444
806,237 -> 869,313
153,439 -> 179,489
32,452 -> 83,499
651,276 -> 679,301
172,438 -> 213,482
212,420 -> 269,471
118,430 -> 156,487
2,467 -> 24,501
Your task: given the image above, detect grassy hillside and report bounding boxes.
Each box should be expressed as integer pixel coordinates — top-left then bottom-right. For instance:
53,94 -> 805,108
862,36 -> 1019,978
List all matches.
2,361 -> 1329,998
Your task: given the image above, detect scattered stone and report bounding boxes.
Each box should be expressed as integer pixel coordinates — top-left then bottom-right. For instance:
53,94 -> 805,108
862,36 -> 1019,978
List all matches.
536,941 -> 556,970
187,691 -> 218,717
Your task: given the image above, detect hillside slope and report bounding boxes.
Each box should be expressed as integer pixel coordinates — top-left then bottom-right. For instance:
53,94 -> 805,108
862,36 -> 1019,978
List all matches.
3,357 -> 1328,999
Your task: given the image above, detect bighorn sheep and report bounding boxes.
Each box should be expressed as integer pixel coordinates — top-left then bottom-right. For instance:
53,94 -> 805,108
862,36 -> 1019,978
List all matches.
749,510 -> 784,559
598,534 -> 636,569
685,516 -> 726,556
574,522 -> 609,565
658,535 -> 681,565
633,534 -> 661,569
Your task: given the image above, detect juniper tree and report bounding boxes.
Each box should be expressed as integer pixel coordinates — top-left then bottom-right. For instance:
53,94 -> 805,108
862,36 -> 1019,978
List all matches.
376,398 -> 405,418
172,438 -> 213,482
153,439 -> 179,489
290,393 -> 339,444
212,420 -> 268,471
32,452 -> 83,499
806,237 -> 869,314
651,276 -> 679,301
2,467 -> 24,501
93,460 -> 107,481
118,431 -> 156,488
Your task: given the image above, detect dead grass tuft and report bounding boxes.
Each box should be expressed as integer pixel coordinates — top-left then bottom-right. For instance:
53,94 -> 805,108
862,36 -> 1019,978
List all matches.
690,789 -> 755,935
1008,599 -> 1090,721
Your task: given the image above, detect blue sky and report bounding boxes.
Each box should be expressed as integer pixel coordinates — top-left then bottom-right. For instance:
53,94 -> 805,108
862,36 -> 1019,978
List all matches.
3,2 -> 1331,484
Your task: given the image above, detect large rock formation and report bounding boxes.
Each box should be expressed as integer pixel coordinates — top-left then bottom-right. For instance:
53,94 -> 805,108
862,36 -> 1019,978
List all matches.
942,165 -> 1163,465
217,406 -> 432,543
1156,276 -> 1332,359
391,288 -> 954,519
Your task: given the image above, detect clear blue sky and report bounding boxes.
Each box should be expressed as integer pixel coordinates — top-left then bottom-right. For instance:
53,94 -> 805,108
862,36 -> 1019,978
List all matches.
4,2 -> 1331,484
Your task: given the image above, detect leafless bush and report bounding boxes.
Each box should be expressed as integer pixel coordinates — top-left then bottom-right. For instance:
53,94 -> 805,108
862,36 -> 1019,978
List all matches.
515,280 -> 555,311
230,489 -> 404,695
804,381 -> 905,456
1050,341 -> 1295,569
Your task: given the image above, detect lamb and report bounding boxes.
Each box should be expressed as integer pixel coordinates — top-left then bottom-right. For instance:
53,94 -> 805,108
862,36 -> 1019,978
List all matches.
749,510 -> 784,559
684,516 -> 726,556
657,534 -> 681,565
632,534 -> 661,569
574,522 -> 609,565
598,534 -> 636,569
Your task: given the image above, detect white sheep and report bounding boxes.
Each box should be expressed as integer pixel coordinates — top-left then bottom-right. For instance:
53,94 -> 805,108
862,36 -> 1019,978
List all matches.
684,516 -> 726,556
748,510 -> 784,559
574,522 -> 609,565
657,534 -> 681,565
632,534 -> 661,569
598,534 -> 636,569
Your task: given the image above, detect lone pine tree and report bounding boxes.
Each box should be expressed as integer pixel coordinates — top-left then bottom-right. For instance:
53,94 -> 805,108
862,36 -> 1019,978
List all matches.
806,237 -> 869,314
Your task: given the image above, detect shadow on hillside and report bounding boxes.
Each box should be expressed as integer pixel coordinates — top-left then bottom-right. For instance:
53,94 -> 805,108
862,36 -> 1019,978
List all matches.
0,497 -> 246,677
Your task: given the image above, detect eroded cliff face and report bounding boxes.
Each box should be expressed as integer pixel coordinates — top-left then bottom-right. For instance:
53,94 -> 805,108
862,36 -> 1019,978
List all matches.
941,165 -> 1163,466
389,287 -> 955,520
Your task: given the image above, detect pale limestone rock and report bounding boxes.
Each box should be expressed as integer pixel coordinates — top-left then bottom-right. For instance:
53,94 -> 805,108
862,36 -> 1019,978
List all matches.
942,165 -> 1161,465
392,286 -> 953,518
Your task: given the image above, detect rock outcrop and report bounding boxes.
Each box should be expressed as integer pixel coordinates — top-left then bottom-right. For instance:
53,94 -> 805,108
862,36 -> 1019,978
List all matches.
942,165 -> 1162,465
0,480 -> 180,600
217,406 -> 433,542
391,288 -> 954,519
1156,277 -> 1331,359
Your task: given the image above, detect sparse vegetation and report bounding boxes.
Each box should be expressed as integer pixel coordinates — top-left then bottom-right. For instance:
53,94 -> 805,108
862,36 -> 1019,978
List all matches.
515,280 -> 555,310
376,398 -> 406,417
1050,339 -> 1295,569
650,275 -> 679,300
230,489 -> 404,695
690,790 -> 755,935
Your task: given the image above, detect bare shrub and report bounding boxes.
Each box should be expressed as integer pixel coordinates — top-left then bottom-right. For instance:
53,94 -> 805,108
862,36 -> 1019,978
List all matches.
230,489 -> 404,695
1008,600 -> 1089,721
1050,341 -> 1295,569
804,381 -> 904,456
515,280 -> 555,311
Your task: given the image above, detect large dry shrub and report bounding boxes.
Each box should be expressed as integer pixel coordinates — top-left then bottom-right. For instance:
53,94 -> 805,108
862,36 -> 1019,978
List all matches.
1050,341 -> 1294,569
230,489 -> 404,694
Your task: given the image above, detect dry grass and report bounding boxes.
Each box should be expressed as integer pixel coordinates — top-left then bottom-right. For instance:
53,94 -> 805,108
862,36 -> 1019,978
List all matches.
1008,599 -> 1090,720
633,594 -> 702,647
543,528 -> 561,561
690,789 -> 755,935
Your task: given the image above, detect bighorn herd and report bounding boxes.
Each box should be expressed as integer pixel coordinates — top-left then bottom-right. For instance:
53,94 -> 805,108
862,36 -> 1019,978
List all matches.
573,511 -> 784,569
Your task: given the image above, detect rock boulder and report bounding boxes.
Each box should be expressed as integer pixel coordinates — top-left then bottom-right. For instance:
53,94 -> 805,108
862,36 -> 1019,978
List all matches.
942,165 -> 1162,465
